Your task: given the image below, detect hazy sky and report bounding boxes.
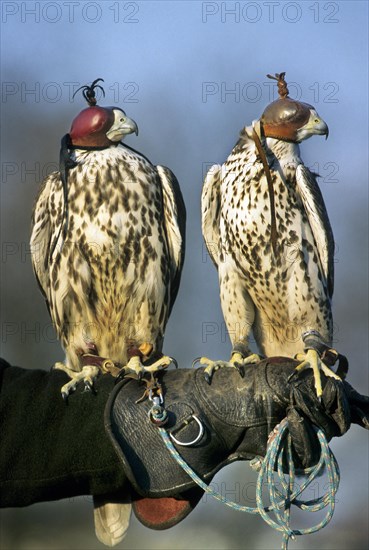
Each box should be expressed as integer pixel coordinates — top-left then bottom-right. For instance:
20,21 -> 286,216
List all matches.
1,1 -> 368,549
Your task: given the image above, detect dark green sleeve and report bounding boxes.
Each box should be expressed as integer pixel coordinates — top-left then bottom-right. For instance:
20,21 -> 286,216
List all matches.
0,359 -> 126,507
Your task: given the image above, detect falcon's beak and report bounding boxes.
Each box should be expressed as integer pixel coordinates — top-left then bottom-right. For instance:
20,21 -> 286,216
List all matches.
295,111 -> 329,142
106,114 -> 139,142
120,115 -> 139,136
312,117 -> 329,140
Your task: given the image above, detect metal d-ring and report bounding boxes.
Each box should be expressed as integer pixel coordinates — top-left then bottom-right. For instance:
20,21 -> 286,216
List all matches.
169,415 -> 204,447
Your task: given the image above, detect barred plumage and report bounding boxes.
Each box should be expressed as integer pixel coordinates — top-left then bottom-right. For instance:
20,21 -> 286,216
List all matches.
202,120 -> 334,362
31,143 -> 185,374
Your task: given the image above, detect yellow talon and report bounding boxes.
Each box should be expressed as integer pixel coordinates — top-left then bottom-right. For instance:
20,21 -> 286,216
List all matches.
123,354 -> 173,377
143,355 -> 173,372
230,352 -> 244,365
293,349 -> 341,398
199,356 -> 213,366
242,353 -> 261,365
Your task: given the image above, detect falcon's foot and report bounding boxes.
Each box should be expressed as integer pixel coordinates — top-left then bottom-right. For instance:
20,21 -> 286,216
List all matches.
242,352 -> 262,365
193,357 -> 236,384
193,352 -> 261,384
122,355 -> 176,379
290,349 -> 341,398
54,362 -> 100,399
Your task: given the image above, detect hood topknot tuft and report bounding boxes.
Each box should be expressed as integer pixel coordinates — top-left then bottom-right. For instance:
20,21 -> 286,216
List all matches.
73,78 -> 106,107
266,72 -> 289,99
69,78 -> 117,147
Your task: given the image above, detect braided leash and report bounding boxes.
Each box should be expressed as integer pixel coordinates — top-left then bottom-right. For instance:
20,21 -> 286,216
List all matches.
157,418 -> 339,549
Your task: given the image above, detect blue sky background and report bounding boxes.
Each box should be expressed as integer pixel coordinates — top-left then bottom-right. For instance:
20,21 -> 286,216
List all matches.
1,1 -> 368,548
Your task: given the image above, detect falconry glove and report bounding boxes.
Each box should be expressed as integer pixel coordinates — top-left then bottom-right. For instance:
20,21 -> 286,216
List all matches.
1,357 -> 368,538
105,358 -> 369,522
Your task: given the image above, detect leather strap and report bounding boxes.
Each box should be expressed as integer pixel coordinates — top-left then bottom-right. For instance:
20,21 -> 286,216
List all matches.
80,353 -> 123,377
252,121 -> 278,256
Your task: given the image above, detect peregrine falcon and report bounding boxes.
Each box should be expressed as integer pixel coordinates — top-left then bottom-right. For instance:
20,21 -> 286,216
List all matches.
30,79 -> 186,546
200,73 -> 341,396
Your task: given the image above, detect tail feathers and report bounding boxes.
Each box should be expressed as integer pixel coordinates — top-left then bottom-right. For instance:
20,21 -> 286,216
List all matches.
93,495 -> 132,547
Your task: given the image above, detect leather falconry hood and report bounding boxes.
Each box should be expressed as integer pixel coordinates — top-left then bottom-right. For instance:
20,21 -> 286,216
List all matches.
69,78 -> 120,148
260,72 -> 313,141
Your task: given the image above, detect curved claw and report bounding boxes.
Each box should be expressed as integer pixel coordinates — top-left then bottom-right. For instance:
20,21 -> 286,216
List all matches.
204,372 -> 212,385
170,357 -> 178,369
61,383 -> 77,400
120,368 -> 131,379
233,362 -> 245,378
115,369 -> 127,383
288,370 -> 299,383
84,380 -> 93,392
192,357 -> 202,368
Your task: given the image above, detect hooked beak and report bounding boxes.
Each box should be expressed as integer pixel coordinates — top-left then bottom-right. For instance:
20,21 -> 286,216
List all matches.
106,115 -> 139,142
122,115 -> 139,136
295,113 -> 329,143
314,119 -> 329,140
